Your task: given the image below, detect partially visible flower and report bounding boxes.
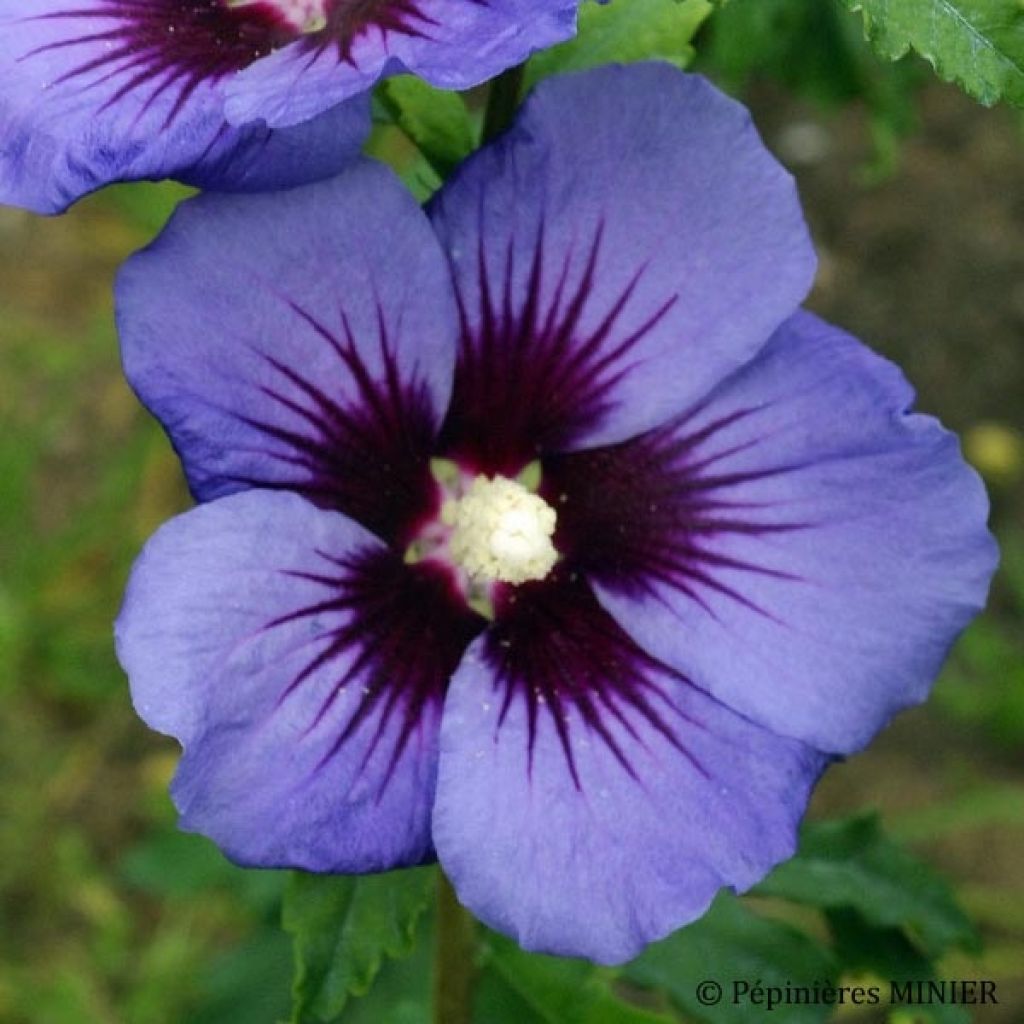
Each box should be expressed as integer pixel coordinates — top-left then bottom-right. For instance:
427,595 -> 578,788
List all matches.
115,64 -> 997,963
0,0 -> 574,213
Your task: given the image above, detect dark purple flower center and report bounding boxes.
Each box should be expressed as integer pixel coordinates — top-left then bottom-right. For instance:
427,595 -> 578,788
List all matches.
223,298 -> 442,550
26,0 -> 432,126
485,571 -> 708,789
273,547 -> 485,794
231,232 -> 790,793
316,0 -> 436,61
542,405 -> 811,618
436,221 -> 678,476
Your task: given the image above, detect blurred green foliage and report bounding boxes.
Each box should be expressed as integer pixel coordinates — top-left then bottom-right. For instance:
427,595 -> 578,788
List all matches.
0,185 -> 294,1024
697,0 -> 926,177
936,530 -> 1024,749
523,0 -> 712,87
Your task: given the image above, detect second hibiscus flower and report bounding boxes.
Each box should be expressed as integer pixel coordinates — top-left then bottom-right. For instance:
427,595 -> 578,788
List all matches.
114,63 -> 997,964
0,0 -> 575,211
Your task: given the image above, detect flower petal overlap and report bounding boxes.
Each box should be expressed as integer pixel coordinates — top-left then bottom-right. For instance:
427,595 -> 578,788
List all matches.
115,64 -> 997,963
224,0 -> 578,128
0,0 -> 577,212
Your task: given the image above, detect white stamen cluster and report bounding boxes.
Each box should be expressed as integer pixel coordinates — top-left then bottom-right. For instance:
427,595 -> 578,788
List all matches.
445,475 -> 558,585
228,0 -> 328,33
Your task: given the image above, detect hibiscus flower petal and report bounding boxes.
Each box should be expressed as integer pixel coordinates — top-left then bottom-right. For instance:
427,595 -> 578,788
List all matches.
116,163 -> 458,546
224,0 -> 577,128
433,573 -> 827,963
0,2 -> 368,212
429,63 -> 816,472
117,489 -> 484,870
545,311 -> 998,754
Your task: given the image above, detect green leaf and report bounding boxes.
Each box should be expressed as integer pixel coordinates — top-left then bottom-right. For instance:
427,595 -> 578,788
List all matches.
192,930 -> 294,1024
473,964 -> 549,1024
336,912 -> 435,1024
482,932 -> 675,1024
283,867 -> 435,1024
704,0 -> 865,101
754,814 -> 979,957
825,909 -> 970,1024
100,181 -> 194,233
120,830 -> 285,914
828,906 -> 935,980
120,831 -> 239,898
525,0 -> 713,89
839,0 -> 1024,107
623,892 -> 838,1024
376,77 -> 475,179
700,0 -> 924,177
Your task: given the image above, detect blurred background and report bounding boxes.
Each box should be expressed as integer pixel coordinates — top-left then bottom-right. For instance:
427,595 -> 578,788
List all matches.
1,7 -> 1023,1022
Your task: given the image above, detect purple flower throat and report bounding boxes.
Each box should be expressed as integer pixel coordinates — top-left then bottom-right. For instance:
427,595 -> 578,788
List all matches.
217,227 -> 812,795
30,0 -> 428,123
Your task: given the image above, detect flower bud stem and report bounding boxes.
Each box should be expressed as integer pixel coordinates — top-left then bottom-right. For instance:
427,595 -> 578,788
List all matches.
482,64 -> 526,143
433,870 -> 476,1024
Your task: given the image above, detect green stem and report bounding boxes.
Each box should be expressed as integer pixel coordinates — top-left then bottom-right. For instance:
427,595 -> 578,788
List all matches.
433,871 -> 477,1024
482,64 -> 526,143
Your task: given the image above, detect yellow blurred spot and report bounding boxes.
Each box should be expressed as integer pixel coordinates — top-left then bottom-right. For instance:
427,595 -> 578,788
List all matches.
141,750 -> 179,792
132,438 -> 191,541
96,373 -> 138,433
39,547 -> 112,615
964,422 -> 1023,483
831,971 -> 884,1017
73,880 -> 124,927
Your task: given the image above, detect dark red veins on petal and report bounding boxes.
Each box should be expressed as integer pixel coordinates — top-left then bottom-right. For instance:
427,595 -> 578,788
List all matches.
270,547 -> 485,795
224,298 -> 440,548
26,0 -> 436,129
486,572 -> 707,790
28,2 -> 298,127
542,403 -> 812,620
438,219 -> 678,476
309,0 -> 438,64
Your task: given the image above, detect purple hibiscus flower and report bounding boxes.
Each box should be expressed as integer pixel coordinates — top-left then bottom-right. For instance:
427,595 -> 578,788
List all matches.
114,64 -> 997,963
0,0 -> 575,213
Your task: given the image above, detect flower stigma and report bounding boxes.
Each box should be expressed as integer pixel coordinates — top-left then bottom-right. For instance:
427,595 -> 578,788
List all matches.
227,0 -> 328,33
445,475 -> 558,586
406,461 -> 559,616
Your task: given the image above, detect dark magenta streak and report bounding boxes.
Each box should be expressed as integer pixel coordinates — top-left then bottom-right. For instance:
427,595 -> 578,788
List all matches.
268,548 -> 483,796
439,217 -> 680,474
487,573 -> 708,790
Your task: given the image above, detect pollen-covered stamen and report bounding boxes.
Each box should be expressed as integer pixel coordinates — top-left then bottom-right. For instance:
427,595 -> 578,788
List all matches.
228,0 -> 328,34
446,476 -> 558,585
